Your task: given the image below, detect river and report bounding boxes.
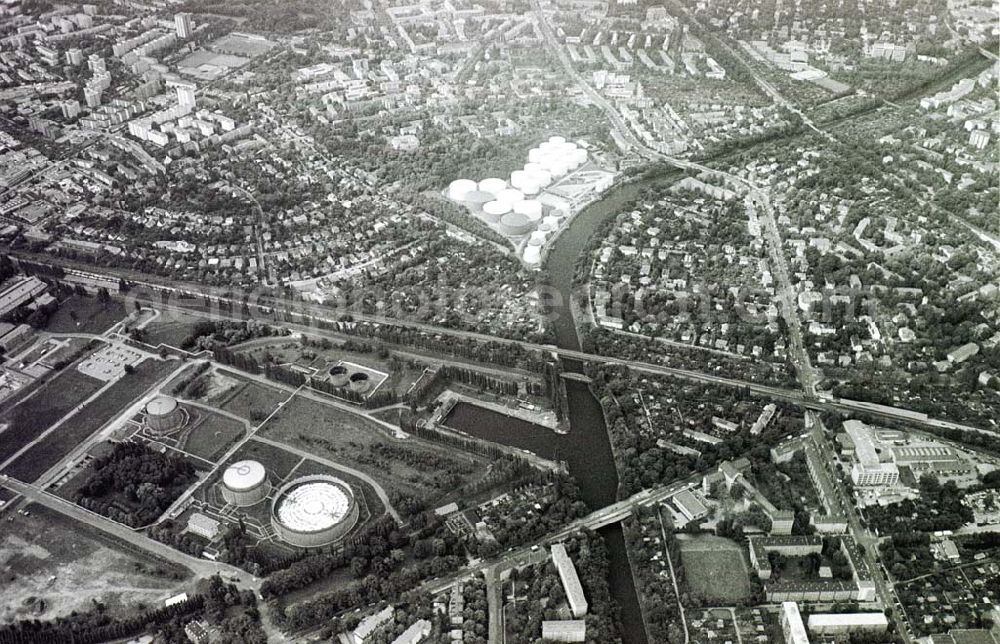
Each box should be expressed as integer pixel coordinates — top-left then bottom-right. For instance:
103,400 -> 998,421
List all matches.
445,168 -> 683,644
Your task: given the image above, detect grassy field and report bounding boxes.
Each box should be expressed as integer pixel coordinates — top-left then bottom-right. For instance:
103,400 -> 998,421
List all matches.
678,535 -> 752,604
3,359 -> 175,482
141,311 -> 205,349
178,406 -> 245,461
0,504 -> 190,624
0,366 -> 103,466
207,372 -> 288,422
260,396 -> 485,502
44,295 -> 126,334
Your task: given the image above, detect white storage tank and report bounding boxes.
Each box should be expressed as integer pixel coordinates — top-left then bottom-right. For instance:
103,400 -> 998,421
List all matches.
526,169 -> 552,187
496,188 -> 525,205
222,460 -> 271,507
542,215 -> 562,230
513,199 -> 543,218
510,170 -> 529,190
527,148 -> 547,164
524,162 -> 545,174
521,180 -> 541,196
523,244 -> 542,266
548,135 -> 566,145
478,177 -> 507,196
528,230 -> 548,245
481,200 -> 512,222
537,220 -> 553,233
447,179 -> 477,201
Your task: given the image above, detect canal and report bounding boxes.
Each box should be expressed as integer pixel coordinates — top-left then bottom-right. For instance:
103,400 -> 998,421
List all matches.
445,167 -> 683,644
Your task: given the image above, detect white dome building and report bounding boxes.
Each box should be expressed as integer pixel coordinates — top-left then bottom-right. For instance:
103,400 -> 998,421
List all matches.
222,460 -> 271,507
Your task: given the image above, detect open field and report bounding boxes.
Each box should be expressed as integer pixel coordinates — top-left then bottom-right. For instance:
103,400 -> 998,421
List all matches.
3,359 -> 175,482
177,406 -> 245,461
259,396 -> 486,502
203,371 -> 288,422
0,366 -> 103,466
678,534 -> 752,604
141,310 -> 205,349
44,295 -> 126,334
0,504 -> 191,624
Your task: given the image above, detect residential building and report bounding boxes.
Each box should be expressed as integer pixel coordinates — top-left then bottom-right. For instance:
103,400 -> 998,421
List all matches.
175,13 -> 193,38
807,613 -> 888,636
551,543 -> 588,618
350,606 -> 394,644
390,619 -> 431,644
781,602 -> 810,644
542,620 -> 587,642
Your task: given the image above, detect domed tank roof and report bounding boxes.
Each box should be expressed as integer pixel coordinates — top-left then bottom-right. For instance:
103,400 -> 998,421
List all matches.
523,244 -> 542,266
513,199 -> 542,218
477,178 -> 507,196
224,460 -> 267,491
483,200 -> 512,216
146,396 -> 178,416
495,188 -> 525,205
447,179 -> 477,200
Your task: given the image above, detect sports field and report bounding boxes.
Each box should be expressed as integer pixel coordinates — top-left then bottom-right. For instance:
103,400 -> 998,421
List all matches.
678,535 -> 751,604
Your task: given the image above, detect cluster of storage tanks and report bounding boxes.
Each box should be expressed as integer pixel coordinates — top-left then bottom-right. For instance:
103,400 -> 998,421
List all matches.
446,137 -> 586,267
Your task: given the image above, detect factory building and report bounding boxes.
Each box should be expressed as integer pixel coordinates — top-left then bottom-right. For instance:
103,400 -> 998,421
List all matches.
551,543 -> 588,618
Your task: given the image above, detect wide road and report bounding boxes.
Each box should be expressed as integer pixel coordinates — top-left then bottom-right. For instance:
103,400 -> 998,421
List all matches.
0,476 -> 260,591
807,414 -> 911,644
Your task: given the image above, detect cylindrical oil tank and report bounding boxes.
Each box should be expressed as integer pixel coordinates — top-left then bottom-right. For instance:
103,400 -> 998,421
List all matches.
523,244 -> 542,266
513,199 -> 542,218
510,170 -> 529,189
482,200 -> 512,223
495,188 -> 525,205
542,215 -> 562,230
447,179 -> 477,201
498,212 -> 533,236
461,190 -> 493,209
222,460 -> 271,507
528,230 -> 548,245
548,135 -> 566,145
477,177 -> 506,196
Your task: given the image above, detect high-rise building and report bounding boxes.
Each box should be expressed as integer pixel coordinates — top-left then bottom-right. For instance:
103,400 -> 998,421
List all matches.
61,100 -> 80,119
175,13 -> 192,38
175,81 -> 196,112
65,48 -> 83,66
84,86 -> 102,108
